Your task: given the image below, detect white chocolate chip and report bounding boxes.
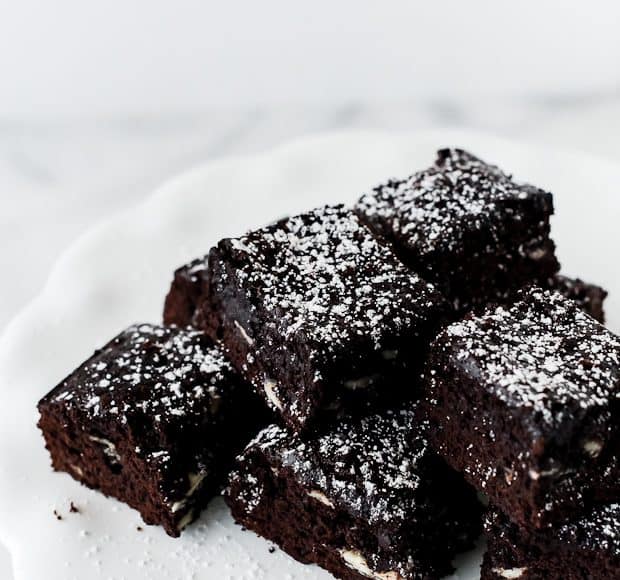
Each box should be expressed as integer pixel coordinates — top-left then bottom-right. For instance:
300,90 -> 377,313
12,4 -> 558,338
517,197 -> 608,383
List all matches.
583,440 -> 603,458
527,246 -> 548,260
88,435 -> 121,462
187,472 -> 206,495
344,377 -> 373,390
171,500 -> 186,513
263,378 -> 283,410
233,320 -> 254,345
339,549 -> 403,580
528,466 -> 561,480
171,472 -> 207,513
70,464 -> 84,477
308,490 -> 335,508
492,567 -> 527,579
176,509 -> 194,531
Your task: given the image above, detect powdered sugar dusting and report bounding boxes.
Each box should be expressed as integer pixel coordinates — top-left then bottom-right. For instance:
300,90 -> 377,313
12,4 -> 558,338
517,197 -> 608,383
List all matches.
557,503 -> 620,556
220,205 -> 443,351
236,407 -> 428,528
50,323 -> 233,426
441,287 -> 620,425
184,255 -> 209,282
356,148 -> 553,259
487,503 -> 620,560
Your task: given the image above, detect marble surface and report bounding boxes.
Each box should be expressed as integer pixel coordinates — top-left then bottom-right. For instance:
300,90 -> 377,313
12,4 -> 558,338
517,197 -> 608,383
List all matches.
1,97 -> 620,575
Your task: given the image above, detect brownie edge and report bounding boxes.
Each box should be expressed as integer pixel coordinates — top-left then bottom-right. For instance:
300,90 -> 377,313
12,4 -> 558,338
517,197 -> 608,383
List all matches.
38,323 -> 267,536
547,274 -> 607,323
424,287 -> 620,528
163,256 -> 209,327
226,406 -> 482,579
482,505 -> 620,579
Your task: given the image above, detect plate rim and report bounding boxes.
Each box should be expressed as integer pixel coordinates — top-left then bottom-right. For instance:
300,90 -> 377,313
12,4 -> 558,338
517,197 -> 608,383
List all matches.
2,128 -> 620,578
2,127 -> 619,349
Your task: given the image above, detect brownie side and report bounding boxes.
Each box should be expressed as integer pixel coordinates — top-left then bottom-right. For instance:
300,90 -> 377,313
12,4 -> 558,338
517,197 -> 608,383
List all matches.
423,287 -> 620,528
546,274 -> 607,324
39,404 -> 222,535
481,506 -> 620,580
356,148 -> 560,313
199,205 -> 450,433
38,324 -> 267,536
163,256 -> 209,326
225,409 -> 482,579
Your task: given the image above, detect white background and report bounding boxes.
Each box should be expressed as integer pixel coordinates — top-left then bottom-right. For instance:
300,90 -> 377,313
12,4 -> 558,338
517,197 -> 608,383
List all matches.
2,0 -> 620,116
2,2 -> 620,575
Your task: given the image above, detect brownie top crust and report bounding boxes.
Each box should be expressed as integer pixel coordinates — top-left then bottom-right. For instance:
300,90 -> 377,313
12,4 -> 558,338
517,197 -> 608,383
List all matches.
558,503 -> 620,556
176,255 -> 209,284
239,406 -> 431,528
487,503 -> 620,558
163,255 -> 211,326
215,204 -> 445,352
42,324 -> 234,430
550,274 -> 608,302
356,148 -> 553,259
547,274 -> 608,323
438,287 -> 620,427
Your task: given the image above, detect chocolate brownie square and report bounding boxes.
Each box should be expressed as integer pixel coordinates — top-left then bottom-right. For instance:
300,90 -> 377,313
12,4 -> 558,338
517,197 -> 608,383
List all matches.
38,323 -> 266,537
424,287 -> 620,528
199,205 -> 449,433
356,148 -> 560,312
226,405 -> 481,580
163,255 -> 209,327
547,274 -> 607,323
482,505 -> 620,579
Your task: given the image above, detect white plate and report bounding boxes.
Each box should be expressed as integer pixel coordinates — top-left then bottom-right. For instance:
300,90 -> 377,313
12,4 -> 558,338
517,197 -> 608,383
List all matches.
0,130 -> 618,580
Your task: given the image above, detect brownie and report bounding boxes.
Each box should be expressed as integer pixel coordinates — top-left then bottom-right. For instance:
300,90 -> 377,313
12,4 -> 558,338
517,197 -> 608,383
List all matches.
198,205 -> 449,433
482,505 -> 620,579
355,148 -> 560,313
163,255 -> 209,327
225,405 -> 482,580
547,274 -> 607,324
423,287 -> 620,529
38,323 -> 266,537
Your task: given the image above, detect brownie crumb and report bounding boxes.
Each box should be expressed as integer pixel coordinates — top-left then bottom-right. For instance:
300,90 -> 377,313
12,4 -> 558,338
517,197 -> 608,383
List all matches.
53,509 -> 62,521
69,502 -> 79,514
268,546 -> 276,554
136,526 -> 143,532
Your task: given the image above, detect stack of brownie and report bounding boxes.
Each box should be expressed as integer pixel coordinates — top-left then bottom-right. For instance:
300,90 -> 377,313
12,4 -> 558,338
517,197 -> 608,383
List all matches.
37,148 -> 618,579
424,287 -> 620,579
